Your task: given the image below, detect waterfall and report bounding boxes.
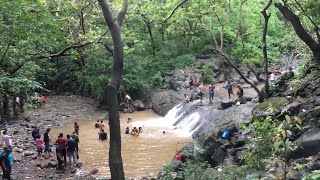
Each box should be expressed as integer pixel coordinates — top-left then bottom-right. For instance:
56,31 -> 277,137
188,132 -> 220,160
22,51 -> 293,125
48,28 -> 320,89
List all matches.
132,103 -> 202,137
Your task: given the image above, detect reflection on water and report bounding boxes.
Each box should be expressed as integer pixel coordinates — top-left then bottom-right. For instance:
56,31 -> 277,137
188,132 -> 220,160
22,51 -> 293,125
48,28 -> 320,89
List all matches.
51,111 -> 189,177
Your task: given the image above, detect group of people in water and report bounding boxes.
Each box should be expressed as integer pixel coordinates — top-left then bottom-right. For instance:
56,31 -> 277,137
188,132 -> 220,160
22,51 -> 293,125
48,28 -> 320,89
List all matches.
125,118 -> 143,137
184,78 -> 245,105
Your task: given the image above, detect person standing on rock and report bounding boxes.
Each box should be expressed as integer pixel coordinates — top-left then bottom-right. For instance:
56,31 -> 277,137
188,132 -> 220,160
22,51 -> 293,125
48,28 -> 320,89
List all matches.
31,127 -> 40,141
56,133 -> 67,166
1,146 -> 13,180
226,81 -> 234,99
55,144 -> 64,171
35,135 -> 44,158
66,134 -> 77,167
40,95 -> 46,106
1,130 -> 12,148
71,133 -> 79,160
125,94 -> 133,108
43,128 -> 51,157
208,83 -> 215,103
189,77 -> 193,89
74,122 -> 79,135
189,89 -> 194,102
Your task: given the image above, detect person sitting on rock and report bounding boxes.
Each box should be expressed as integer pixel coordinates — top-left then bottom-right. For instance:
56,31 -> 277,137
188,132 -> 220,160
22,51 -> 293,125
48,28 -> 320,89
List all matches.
94,120 -> 100,128
125,127 -> 130,134
98,129 -> 108,141
183,94 -> 189,104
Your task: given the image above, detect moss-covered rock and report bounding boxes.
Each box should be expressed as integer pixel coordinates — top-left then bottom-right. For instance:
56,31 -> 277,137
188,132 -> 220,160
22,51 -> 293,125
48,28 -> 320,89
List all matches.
252,97 -> 289,117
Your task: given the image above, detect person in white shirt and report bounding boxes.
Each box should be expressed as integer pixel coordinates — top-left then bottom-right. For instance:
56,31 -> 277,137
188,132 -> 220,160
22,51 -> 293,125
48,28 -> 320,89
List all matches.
124,94 -> 133,107
1,130 -> 12,147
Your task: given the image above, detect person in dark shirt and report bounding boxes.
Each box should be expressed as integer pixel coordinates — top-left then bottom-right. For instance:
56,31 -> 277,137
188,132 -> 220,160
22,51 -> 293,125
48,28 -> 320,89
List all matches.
74,122 -> 79,135
32,127 -> 40,141
237,85 -> 244,98
66,134 -> 77,166
1,146 -> 13,180
98,129 -> 108,141
56,133 -> 67,166
55,145 -> 64,170
226,81 -> 234,99
94,120 -> 100,128
72,133 -> 79,160
43,128 -> 51,156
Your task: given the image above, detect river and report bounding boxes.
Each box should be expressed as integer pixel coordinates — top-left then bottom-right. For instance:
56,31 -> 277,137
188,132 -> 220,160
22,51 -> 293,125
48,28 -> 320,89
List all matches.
51,110 -> 189,178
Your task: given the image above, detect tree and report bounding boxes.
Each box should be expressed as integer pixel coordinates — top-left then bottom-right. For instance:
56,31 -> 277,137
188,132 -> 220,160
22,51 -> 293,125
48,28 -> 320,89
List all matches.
261,0 -> 272,99
275,2 -> 320,61
97,0 -> 128,179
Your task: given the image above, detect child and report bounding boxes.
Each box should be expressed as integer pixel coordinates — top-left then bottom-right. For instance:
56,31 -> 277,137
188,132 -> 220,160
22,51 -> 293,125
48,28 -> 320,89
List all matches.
35,135 -> 44,158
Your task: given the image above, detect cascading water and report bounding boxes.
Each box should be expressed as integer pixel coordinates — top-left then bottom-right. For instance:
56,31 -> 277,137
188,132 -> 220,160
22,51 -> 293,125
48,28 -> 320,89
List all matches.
132,103 -> 202,137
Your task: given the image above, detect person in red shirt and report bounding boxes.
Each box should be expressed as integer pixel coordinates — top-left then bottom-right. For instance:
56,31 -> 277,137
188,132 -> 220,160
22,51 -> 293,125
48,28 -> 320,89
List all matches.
40,95 -> 46,106
176,153 -> 183,161
56,133 -> 67,166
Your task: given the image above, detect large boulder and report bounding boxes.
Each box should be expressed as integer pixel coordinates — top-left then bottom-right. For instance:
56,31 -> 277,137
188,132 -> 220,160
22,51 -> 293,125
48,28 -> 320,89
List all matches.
252,97 -> 289,118
288,127 -> 320,159
149,89 -> 186,116
132,100 -> 145,111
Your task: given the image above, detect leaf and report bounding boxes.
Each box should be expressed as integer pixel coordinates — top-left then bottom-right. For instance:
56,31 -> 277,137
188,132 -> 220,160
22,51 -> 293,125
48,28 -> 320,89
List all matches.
281,130 -> 286,139
295,124 -> 303,131
285,115 -> 291,124
294,116 -> 302,125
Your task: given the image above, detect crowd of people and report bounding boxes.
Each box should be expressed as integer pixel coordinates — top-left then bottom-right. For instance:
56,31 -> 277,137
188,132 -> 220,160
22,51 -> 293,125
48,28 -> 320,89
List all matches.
125,118 -> 143,137
184,77 -> 246,105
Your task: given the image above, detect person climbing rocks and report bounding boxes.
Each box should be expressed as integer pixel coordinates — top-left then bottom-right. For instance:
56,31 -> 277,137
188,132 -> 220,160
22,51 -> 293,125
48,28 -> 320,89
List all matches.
35,135 -> 44,158
74,122 -> 79,135
43,128 -> 51,157
32,127 -> 40,141
208,83 -> 215,103
94,120 -> 100,128
125,127 -> 130,134
40,95 -> 46,106
237,85 -> 244,99
125,94 -> 133,108
1,146 -> 13,180
189,77 -> 193,88
56,133 -> 67,166
127,118 -> 132,123
183,94 -> 189,105
1,130 -> 12,148
98,129 -> 108,140
66,134 -> 77,167
226,81 -> 234,99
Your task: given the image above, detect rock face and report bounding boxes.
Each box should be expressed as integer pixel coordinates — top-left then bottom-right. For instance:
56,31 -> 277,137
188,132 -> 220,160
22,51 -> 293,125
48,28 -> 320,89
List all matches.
252,97 -> 289,117
288,127 -> 320,159
150,89 -> 186,116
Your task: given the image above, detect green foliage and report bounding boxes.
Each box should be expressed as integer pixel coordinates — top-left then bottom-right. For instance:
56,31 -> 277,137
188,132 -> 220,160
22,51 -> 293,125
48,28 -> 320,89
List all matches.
201,64 -> 213,84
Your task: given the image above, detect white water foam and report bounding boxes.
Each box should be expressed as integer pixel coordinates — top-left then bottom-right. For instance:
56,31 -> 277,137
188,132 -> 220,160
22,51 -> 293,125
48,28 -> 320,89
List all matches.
132,103 -> 202,137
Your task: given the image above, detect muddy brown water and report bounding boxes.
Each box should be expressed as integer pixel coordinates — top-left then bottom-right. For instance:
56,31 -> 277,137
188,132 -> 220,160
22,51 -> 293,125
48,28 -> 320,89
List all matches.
51,110 -> 189,177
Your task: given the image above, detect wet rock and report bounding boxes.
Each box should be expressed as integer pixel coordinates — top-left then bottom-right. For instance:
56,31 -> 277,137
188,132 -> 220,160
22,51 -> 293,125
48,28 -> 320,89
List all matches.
288,127 -> 320,159
90,168 -> 99,175
12,147 -> 23,153
48,160 -> 58,167
211,148 -> 225,163
142,97 -> 153,109
31,154 -> 38,159
76,161 -> 83,168
221,97 -> 233,109
252,97 -> 289,117
23,151 -> 34,157
133,100 -> 145,111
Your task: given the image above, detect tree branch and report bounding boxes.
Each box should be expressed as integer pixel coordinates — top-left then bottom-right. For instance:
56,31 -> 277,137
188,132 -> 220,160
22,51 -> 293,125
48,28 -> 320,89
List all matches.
37,42 -> 92,59
275,3 -> 320,60
0,38 -> 12,65
162,0 -> 189,24
117,0 -> 129,27
294,0 -> 319,31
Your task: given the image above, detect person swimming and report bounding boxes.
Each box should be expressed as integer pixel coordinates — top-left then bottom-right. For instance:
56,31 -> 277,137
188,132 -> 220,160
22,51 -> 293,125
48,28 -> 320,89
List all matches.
95,120 -> 100,128
131,127 -> 139,136
125,127 -> 130,134
127,118 -> 132,123
138,127 -> 143,133
99,120 -> 105,129
162,131 -> 166,134
98,129 -> 108,141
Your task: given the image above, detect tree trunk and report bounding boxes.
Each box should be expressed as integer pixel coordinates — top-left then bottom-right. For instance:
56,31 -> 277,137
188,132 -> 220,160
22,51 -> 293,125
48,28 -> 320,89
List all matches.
261,0 -> 272,99
13,96 -> 18,118
275,3 -> 320,61
2,94 -> 9,121
97,0 -> 128,179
